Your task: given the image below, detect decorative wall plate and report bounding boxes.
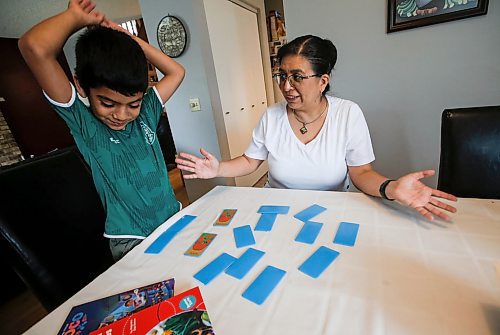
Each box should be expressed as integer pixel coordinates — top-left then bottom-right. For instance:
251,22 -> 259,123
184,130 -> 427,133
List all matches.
157,15 -> 187,58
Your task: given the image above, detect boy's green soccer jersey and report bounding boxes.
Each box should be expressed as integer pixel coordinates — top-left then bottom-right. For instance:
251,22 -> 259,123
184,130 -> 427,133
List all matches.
46,85 -> 179,239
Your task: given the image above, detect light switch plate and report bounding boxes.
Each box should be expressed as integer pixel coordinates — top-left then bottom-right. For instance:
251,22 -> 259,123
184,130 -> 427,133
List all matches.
189,98 -> 201,112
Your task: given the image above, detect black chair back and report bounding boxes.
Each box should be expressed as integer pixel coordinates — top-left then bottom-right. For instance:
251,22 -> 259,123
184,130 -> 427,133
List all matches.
0,146 -> 114,311
438,106 -> 500,199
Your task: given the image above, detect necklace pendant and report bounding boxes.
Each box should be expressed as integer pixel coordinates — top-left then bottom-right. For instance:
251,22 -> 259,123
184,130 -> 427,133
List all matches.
299,125 -> 308,134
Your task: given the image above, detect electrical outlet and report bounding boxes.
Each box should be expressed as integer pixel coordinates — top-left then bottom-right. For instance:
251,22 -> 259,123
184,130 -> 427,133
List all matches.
189,98 -> 201,112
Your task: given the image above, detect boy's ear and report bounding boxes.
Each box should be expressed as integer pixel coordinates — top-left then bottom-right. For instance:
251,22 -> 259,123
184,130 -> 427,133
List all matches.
73,76 -> 87,98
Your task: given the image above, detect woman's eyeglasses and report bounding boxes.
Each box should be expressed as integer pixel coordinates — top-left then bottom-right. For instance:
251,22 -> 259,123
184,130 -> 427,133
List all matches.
272,73 -> 321,87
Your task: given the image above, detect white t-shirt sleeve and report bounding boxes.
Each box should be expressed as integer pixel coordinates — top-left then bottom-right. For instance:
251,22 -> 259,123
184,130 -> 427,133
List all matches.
43,83 -> 88,131
345,103 -> 375,166
43,83 -> 76,107
245,110 -> 269,161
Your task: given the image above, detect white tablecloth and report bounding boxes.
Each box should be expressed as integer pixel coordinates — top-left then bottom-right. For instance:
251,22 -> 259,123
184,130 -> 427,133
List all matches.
26,186 -> 500,335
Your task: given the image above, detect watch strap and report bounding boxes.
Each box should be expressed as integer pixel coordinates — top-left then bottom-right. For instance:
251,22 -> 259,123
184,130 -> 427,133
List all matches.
379,179 -> 395,201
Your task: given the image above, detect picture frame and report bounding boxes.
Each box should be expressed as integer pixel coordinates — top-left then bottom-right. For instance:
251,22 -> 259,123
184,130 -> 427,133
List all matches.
387,0 -> 489,33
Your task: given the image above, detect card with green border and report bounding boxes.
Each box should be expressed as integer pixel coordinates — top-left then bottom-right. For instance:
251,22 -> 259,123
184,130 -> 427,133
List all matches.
184,233 -> 217,257
214,209 -> 237,226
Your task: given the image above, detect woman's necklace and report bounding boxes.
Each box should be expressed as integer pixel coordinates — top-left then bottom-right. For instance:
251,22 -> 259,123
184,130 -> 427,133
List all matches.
292,99 -> 328,134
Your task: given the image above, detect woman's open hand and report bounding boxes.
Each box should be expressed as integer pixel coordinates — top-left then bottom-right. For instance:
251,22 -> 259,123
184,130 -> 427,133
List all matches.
175,148 -> 219,180
390,170 -> 457,221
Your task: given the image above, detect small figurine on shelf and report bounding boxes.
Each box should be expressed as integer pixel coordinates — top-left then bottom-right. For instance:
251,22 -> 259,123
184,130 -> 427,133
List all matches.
268,10 -> 287,74
276,15 -> 286,40
267,10 -> 286,42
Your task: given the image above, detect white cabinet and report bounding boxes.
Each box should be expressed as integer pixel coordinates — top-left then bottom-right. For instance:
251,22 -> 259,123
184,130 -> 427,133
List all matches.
204,0 -> 268,186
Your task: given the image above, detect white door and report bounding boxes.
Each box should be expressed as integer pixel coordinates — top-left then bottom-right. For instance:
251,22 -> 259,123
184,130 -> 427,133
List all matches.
204,0 -> 268,187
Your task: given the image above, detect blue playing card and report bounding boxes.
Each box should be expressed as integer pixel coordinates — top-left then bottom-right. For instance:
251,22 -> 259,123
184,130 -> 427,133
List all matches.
145,215 -> 197,254
333,221 -> 359,247
299,246 -> 339,279
233,225 -> 256,248
242,266 -> 286,305
295,221 -> 323,244
254,213 -> 278,231
294,204 -> 327,222
225,248 -> 265,279
194,253 -> 236,285
257,205 -> 290,214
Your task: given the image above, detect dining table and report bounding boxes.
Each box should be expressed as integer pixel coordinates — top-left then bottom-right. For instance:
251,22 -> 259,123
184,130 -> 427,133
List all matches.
25,185 -> 500,335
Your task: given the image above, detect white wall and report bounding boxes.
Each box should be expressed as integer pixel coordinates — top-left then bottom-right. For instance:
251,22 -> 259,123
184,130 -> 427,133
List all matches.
139,0 -> 274,201
138,0 -> 227,201
284,0 -> 500,187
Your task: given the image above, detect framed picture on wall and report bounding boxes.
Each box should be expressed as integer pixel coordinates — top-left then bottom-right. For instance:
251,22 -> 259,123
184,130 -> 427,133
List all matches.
387,0 -> 489,33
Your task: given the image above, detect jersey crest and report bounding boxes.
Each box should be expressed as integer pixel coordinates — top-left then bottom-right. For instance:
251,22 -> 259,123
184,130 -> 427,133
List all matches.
140,121 -> 156,145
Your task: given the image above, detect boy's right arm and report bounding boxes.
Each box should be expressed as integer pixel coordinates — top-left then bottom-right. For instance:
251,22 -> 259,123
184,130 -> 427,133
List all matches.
18,0 -> 105,103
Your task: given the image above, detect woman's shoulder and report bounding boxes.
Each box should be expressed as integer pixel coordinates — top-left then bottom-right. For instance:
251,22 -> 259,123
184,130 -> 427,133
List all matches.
267,100 -> 287,112
326,95 -> 359,108
263,101 -> 287,120
327,95 -> 363,115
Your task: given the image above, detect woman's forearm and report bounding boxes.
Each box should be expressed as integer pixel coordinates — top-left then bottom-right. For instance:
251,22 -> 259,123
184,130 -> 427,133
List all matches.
217,156 -> 263,178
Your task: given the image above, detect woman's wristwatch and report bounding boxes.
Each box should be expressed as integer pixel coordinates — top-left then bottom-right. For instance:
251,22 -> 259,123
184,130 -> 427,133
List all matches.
379,179 -> 395,201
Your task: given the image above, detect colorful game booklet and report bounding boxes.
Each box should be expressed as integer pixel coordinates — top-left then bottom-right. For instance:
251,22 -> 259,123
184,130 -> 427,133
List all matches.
89,286 -> 215,335
57,278 -> 175,335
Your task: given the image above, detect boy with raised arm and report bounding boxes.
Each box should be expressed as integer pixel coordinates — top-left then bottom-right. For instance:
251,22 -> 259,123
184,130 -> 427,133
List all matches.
19,0 -> 185,261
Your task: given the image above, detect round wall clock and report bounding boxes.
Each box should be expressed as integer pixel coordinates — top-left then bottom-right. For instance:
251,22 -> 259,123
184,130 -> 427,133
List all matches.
157,15 -> 187,58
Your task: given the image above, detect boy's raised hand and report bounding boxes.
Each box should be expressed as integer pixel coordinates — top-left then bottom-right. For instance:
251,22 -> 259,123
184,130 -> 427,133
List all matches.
19,0 -> 105,104
101,18 -> 130,34
68,0 -> 105,26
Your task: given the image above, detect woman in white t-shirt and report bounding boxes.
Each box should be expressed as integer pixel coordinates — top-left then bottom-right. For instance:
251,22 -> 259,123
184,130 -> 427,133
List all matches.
176,35 -> 457,221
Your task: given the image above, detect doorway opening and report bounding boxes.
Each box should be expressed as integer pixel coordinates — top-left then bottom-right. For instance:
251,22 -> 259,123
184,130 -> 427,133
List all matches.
264,0 -> 286,102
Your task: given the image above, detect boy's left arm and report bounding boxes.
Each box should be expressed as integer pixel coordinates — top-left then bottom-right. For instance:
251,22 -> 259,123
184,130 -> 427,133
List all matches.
133,36 -> 185,104
102,19 -> 185,104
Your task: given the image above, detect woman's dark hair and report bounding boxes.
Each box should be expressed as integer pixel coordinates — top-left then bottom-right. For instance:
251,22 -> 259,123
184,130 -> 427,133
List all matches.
277,35 -> 337,94
75,26 -> 148,96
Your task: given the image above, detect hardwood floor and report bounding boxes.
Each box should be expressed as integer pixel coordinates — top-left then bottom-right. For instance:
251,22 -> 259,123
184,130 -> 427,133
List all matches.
168,167 -> 190,208
0,170 -> 268,334
0,290 -> 47,335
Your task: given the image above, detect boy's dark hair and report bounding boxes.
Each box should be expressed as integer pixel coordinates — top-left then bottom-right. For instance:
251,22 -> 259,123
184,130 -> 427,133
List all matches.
75,26 -> 148,96
277,35 -> 337,94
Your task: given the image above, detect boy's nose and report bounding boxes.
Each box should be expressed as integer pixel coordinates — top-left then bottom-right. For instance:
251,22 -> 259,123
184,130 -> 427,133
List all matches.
112,107 -> 128,120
